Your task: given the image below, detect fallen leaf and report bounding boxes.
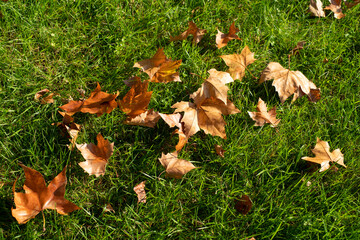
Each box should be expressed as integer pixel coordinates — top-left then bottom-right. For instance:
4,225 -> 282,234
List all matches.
345,0 -> 360,8
134,48 -> 182,83
190,69 -> 234,106
248,98 -> 280,127
214,144 -> 225,158
158,152 -> 197,179
172,97 -> 240,139
34,89 -> 56,104
290,41 -> 306,56
234,195 -> 252,215
103,203 -> 115,213
76,133 -> 114,177
133,181 -> 147,203
259,62 -> 320,103
302,138 -> 346,172
124,109 -> 160,128
170,21 -> 207,44
159,113 -> 188,152
52,111 -> 81,148
325,0 -> 346,19
220,46 -> 256,81
118,79 -> 152,118
309,0 -> 326,17
60,83 -> 118,116
216,22 -> 241,49
12,164 -> 80,224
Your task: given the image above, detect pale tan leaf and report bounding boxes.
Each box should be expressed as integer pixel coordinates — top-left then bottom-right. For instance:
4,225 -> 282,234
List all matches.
124,109 -> 160,128
248,98 -> 280,127
309,0 -> 326,17
133,181 -> 147,203
158,152 -> 197,179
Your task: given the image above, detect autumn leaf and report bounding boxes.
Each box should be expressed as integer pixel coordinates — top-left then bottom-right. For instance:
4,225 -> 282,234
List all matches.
76,133 -> 114,177
118,79 -> 152,118
345,0 -> 360,8
214,144 -> 225,158
170,21 -> 207,44
234,195 -> 253,215
259,62 -> 320,103
158,152 -> 197,179
248,98 -> 280,127
172,97 -> 240,139
216,22 -> 241,49
159,113 -> 188,152
133,181 -> 146,203
190,69 -> 234,106
302,138 -> 346,172
52,111 -> 81,148
290,41 -> 306,56
325,0 -> 345,19
34,89 -> 56,104
60,83 -> 118,116
124,109 -> 160,128
134,48 -> 182,83
220,46 -> 256,81
309,0 -> 326,17
12,164 -> 80,224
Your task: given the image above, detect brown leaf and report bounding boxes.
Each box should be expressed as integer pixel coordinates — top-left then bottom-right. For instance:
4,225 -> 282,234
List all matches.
325,0 -> 346,19
190,69 -> 234,106
103,203 -> 115,213
172,97 -> 240,139
53,111 -> 81,147
345,0 -> 360,8
158,152 -> 197,179
124,109 -> 160,128
134,48 -> 181,83
220,46 -> 256,80
59,83 -> 118,116
34,89 -> 56,104
133,181 -> 147,203
290,41 -> 306,56
12,164 -> 80,224
214,144 -> 225,158
159,113 -> 188,152
170,21 -> 207,44
309,0 -> 326,17
302,138 -> 346,172
234,195 -> 252,215
76,133 -> 114,177
216,22 -> 241,49
259,62 -> 320,103
118,79 -> 152,118
248,98 -> 280,127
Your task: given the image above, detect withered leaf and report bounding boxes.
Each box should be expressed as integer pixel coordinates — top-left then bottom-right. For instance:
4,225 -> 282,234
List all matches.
134,48 -> 182,83
133,181 -> 147,203
76,133 -> 114,177
215,144 -> 225,158
302,138 -> 346,172
12,164 -> 80,224
118,79 -> 152,118
124,109 -> 160,128
159,113 -> 188,152
172,97 -> 240,139
34,89 -> 56,104
290,41 -> 306,56
234,195 -> 253,215
190,69 -> 234,106
103,203 -> 115,213
53,111 -> 81,148
325,0 -> 345,19
309,0 -> 326,17
345,0 -> 360,8
60,83 -> 118,116
220,46 -> 256,81
259,62 -> 320,103
216,22 -> 241,49
170,21 -> 207,44
248,98 -> 280,127
158,152 -> 197,179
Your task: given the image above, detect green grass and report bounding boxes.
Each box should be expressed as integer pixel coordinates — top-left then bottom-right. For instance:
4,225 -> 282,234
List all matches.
1,0 -> 360,239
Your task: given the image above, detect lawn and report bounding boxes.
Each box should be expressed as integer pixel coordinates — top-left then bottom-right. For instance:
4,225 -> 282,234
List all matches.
1,0 -> 360,239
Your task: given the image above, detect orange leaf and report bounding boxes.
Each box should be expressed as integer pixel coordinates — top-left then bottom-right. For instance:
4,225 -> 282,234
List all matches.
170,21 -> 207,44
248,98 -> 280,127
216,22 -> 241,49
325,0 -> 345,19
124,109 -> 160,128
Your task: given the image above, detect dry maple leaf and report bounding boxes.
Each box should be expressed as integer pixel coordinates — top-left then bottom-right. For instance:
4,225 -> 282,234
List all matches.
248,98 -> 280,127
76,133 -> 114,177
216,22 -> 241,49
290,41 -> 306,56
220,46 -> 256,81
158,152 -> 197,179
325,0 -> 345,18
170,21 -> 207,44
60,83 -> 118,116
259,62 -> 320,103
12,164 -> 80,224
302,138 -> 346,172
34,89 -> 56,104
172,97 -> 240,139
234,195 -> 253,215
124,109 -> 160,128
133,48 -> 182,83
309,0 -> 326,17
133,181 -> 147,203
159,113 -> 188,152
190,69 -> 234,106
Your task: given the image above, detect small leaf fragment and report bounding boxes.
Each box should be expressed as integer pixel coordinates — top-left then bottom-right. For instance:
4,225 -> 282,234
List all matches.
133,181 -> 147,203
309,0 -> 326,17
234,195 -> 252,215
216,22 -> 241,49
170,21 -> 207,44
214,144 -> 225,158
248,98 -> 280,127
